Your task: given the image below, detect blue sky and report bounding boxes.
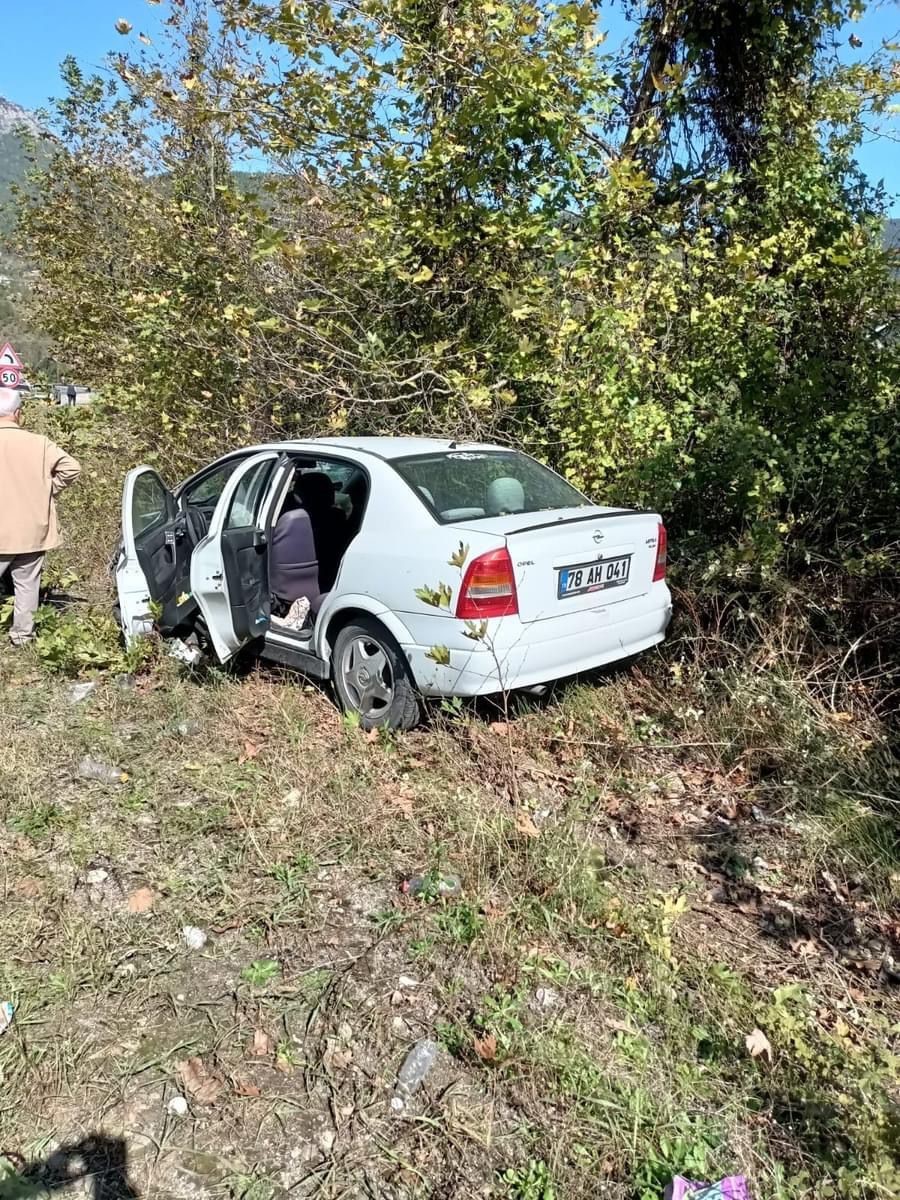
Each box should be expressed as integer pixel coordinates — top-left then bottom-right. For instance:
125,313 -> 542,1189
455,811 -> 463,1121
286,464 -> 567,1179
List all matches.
3,0 -> 899,211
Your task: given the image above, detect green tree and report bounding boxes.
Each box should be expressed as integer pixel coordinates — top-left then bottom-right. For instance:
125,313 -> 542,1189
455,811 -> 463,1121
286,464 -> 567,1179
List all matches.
14,0 -> 900,572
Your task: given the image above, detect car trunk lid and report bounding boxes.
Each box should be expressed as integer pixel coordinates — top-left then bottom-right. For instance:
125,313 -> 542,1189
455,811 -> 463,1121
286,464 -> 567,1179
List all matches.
455,506 -> 662,623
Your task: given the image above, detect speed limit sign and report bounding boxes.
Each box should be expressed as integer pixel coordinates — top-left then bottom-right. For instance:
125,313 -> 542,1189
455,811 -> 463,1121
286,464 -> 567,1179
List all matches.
0,367 -> 20,388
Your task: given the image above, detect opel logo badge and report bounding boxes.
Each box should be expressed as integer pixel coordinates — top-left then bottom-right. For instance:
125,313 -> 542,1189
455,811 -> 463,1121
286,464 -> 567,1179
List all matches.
592,530 -> 604,544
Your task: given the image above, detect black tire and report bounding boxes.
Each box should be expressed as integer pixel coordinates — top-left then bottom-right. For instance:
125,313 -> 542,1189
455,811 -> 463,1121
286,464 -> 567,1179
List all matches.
331,617 -> 421,731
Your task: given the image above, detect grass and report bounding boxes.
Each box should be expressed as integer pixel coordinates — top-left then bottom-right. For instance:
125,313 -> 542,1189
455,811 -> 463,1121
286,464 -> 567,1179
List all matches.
0,404 -> 898,1198
1,631 -> 898,1199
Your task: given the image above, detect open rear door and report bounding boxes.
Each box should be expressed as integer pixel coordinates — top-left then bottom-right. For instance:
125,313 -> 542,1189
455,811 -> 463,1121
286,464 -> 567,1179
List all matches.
116,466 -> 196,640
190,451 -> 291,662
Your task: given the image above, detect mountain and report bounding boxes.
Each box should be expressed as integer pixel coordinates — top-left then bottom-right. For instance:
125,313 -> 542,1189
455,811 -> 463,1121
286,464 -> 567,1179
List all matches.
0,96 -> 51,236
0,95 -> 42,138
0,97 -> 54,371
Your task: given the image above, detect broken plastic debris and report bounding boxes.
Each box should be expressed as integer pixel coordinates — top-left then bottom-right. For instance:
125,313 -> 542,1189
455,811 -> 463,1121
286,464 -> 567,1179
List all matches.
402,873 -> 462,900
391,1038 -> 439,1112
0,1001 -> 14,1037
181,925 -> 208,951
68,681 -> 97,704
166,638 -> 204,667
77,757 -> 128,784
167,1094 -> 189,1117
665,1177 -> 749,1200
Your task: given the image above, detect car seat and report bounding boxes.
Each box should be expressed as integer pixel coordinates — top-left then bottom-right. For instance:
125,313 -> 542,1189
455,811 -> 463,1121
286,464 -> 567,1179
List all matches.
269,507 -> 323,615
486,476 -> 525,516
296,471 -> 348,590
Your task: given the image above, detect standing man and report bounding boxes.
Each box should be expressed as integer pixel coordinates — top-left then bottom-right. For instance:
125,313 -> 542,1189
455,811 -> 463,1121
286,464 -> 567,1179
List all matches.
66,383 -> 77,407
0,388 -> 81,646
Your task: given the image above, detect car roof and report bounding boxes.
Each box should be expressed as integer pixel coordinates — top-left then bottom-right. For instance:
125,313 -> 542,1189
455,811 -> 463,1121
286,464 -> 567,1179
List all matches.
297,436 -> 509,461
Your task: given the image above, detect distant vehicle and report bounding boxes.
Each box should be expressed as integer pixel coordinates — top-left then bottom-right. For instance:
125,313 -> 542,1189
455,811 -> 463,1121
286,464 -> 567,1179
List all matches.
115,438 -> 671,728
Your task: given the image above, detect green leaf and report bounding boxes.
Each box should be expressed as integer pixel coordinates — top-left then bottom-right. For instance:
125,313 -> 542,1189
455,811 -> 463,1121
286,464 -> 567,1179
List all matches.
414,582 -> 452,609
241,959 -> 280,987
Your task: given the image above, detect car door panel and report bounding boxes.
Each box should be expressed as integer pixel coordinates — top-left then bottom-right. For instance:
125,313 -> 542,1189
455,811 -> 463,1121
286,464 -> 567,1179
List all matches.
221,526 -> 269,642
191,452 -> 291,661
116,466 -> 195,639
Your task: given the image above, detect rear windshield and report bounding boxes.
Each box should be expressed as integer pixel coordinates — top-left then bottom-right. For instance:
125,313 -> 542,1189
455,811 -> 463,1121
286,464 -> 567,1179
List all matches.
394,450 -> 590,524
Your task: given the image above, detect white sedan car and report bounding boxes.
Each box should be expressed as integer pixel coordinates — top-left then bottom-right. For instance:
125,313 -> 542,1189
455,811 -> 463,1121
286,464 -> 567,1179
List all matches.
115,438 -> 671,728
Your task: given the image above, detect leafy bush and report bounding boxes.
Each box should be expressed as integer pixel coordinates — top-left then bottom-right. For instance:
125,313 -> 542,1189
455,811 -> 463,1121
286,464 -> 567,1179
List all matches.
30,609 -> 153,677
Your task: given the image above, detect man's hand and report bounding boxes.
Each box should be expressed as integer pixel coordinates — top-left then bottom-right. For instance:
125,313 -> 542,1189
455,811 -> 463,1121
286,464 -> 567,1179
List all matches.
50,445 -> 81,496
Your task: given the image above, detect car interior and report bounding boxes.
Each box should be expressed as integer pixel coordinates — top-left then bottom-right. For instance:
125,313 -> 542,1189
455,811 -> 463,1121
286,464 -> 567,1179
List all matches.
266,458 -> 369,635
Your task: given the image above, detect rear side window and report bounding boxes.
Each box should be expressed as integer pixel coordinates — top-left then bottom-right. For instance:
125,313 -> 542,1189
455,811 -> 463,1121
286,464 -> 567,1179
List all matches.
393,451 -> 589,523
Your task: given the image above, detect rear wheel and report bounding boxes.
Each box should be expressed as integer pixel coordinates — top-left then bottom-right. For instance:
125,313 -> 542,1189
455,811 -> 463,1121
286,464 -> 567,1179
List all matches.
332,617 -> 421,730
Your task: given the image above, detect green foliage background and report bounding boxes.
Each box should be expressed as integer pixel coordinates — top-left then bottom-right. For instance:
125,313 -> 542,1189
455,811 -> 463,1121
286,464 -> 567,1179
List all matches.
10,0 -> 900,585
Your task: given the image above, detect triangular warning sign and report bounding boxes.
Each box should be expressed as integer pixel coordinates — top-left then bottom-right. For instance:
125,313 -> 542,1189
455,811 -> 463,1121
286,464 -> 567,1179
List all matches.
0,342 -> 23,369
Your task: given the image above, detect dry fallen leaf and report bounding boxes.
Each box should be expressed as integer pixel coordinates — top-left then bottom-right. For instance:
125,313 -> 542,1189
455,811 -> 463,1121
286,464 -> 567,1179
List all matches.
127,886 -> 156,914
323,1042 -> 353,1073
489,721 -> 510,736
232,1077 -> 261,1098
604,1017 -> 636,1035
515,810 -> 541,838
473,1033 -> 498,1061
745,1027 -> 773,1061
789,937 -> 819,958
14,877 -> 43,898
387,786 -> 415,817
238,740 -> 262,765
177,1056 -> 224,1105
250,1028 -> 271,1057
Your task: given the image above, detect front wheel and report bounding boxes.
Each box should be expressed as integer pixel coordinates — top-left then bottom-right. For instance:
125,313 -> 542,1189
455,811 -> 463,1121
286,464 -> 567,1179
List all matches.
332,618 -> 421,731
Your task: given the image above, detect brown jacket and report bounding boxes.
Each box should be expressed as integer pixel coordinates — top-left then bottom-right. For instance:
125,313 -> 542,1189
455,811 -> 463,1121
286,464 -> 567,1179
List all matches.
0,421 -> 81,554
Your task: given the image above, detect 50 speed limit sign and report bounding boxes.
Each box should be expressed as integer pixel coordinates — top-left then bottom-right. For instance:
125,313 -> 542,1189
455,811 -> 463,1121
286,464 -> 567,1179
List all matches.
0,367 -> 21,388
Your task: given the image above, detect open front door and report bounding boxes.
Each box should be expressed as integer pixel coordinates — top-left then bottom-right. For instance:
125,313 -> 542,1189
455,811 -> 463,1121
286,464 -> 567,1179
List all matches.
190,451 -> 291,662
116,466 -> 195,640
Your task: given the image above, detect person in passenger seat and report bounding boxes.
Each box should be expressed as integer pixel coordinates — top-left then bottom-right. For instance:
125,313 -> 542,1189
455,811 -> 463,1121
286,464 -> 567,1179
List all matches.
295,472 -> 347,591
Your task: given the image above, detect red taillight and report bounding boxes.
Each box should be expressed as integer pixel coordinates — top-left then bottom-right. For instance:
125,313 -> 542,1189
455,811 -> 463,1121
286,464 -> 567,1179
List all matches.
653,523 -> 668,582
456,547 -> 519,619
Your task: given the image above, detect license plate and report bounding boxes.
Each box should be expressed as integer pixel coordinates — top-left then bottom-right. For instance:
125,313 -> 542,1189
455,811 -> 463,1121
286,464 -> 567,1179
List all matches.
558,555 -> 631,599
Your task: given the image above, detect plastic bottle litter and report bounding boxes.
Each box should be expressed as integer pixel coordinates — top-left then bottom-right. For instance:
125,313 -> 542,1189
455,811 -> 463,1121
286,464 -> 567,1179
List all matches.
77,757 -> 127,784
390,1038 -> 440,1112
0,1000 -> 14,1037
666,1176 -> 748,1200
401,873 -> 462,900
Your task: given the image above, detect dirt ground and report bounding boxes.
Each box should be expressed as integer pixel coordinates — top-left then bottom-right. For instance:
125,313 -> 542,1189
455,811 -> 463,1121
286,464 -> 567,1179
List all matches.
1,632 -> 899,1200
